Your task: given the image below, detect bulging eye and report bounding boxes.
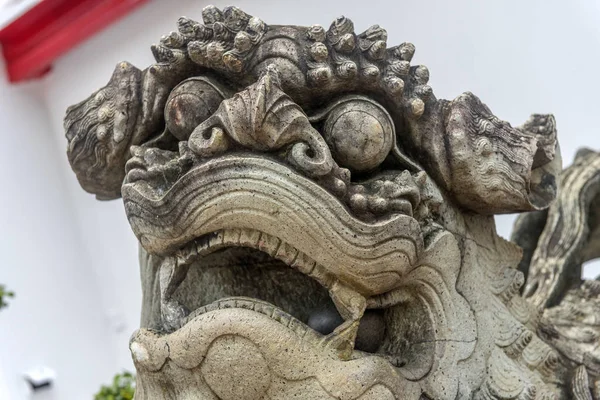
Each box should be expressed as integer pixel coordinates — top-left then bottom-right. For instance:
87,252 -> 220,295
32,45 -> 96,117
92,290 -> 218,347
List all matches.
319,97 -> 394,173
164,77 -> 229,141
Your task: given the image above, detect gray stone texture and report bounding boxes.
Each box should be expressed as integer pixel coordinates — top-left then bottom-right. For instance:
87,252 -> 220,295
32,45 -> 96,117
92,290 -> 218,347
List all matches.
64,5 -> 599,399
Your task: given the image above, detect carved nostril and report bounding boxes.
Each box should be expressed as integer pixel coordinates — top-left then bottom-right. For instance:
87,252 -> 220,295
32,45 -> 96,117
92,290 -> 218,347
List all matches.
189,124 -> 230,158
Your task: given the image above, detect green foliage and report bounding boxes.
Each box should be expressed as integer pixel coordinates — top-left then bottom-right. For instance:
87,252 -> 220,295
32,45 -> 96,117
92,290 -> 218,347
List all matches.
94,371 -> 135,400
0,284 -> 15,310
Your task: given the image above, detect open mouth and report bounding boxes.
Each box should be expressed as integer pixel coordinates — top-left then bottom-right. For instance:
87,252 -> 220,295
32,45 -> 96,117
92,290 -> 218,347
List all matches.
123,150 -> 436,399
163,229 -> 389,355
123,149 -> 424,354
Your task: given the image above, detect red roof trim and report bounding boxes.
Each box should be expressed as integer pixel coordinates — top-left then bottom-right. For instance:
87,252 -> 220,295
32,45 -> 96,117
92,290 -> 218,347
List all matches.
0,0 -> 148,83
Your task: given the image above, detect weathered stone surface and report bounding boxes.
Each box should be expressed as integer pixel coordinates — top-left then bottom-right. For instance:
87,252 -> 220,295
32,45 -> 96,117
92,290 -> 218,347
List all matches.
64,5 -> 599,399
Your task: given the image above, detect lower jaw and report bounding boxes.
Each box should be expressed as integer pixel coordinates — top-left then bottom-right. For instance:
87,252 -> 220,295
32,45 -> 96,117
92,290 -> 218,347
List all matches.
130,300 -> 422,400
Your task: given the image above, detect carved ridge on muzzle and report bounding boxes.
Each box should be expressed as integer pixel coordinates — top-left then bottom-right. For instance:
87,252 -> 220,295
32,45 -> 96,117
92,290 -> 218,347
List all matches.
188,65 -> 334,177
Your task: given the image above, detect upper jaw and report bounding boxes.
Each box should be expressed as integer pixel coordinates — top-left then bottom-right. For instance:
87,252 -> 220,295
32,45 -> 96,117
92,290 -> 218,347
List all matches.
122,152 -> 424,340
123,151 -> 423,272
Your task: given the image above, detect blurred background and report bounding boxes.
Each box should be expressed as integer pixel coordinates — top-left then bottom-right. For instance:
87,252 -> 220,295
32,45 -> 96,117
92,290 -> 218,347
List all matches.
0,0 -> 599,398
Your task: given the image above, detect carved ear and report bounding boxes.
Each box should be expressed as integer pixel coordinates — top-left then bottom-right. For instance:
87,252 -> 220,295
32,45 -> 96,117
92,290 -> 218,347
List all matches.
442,92 -> 561,214
64,62 -> 142,200
189,65 -> 333,176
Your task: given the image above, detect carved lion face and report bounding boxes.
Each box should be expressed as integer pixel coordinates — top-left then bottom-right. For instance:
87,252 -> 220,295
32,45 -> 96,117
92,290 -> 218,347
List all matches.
122,65 -> 461,399
65,5 -> 563,400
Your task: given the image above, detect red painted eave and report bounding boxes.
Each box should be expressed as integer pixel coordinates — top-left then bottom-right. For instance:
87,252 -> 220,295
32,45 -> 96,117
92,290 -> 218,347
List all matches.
0,0 -> 149,83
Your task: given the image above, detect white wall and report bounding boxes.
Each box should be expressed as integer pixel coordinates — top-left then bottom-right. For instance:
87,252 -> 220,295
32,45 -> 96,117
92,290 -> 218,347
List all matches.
0,58 -> 116,399
2,1 -> 598,399
0,364 -> 11,399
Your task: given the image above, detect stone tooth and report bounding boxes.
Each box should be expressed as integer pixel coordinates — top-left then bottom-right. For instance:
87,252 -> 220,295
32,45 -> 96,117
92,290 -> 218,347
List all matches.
208,230 -> 225,248
258,233 -> 282,257
271,308 -> 289,324
275,242 -> 299,265
223,228 -> 242,246
286,317 -> 302,333
191,301 -> 219,318
290,252 -> 304,270
239,228 -> 262,247
251,302 -> 265,315
196,237 -> 209,255
292,253 -> 316,275
236,298 -> 257,310
204,302 -> 218,313
192,305 -> 207,317
253,301 -> 274,318
310,264 -> 333,288
218,298 -> 236,309
177,242 -> 198,265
